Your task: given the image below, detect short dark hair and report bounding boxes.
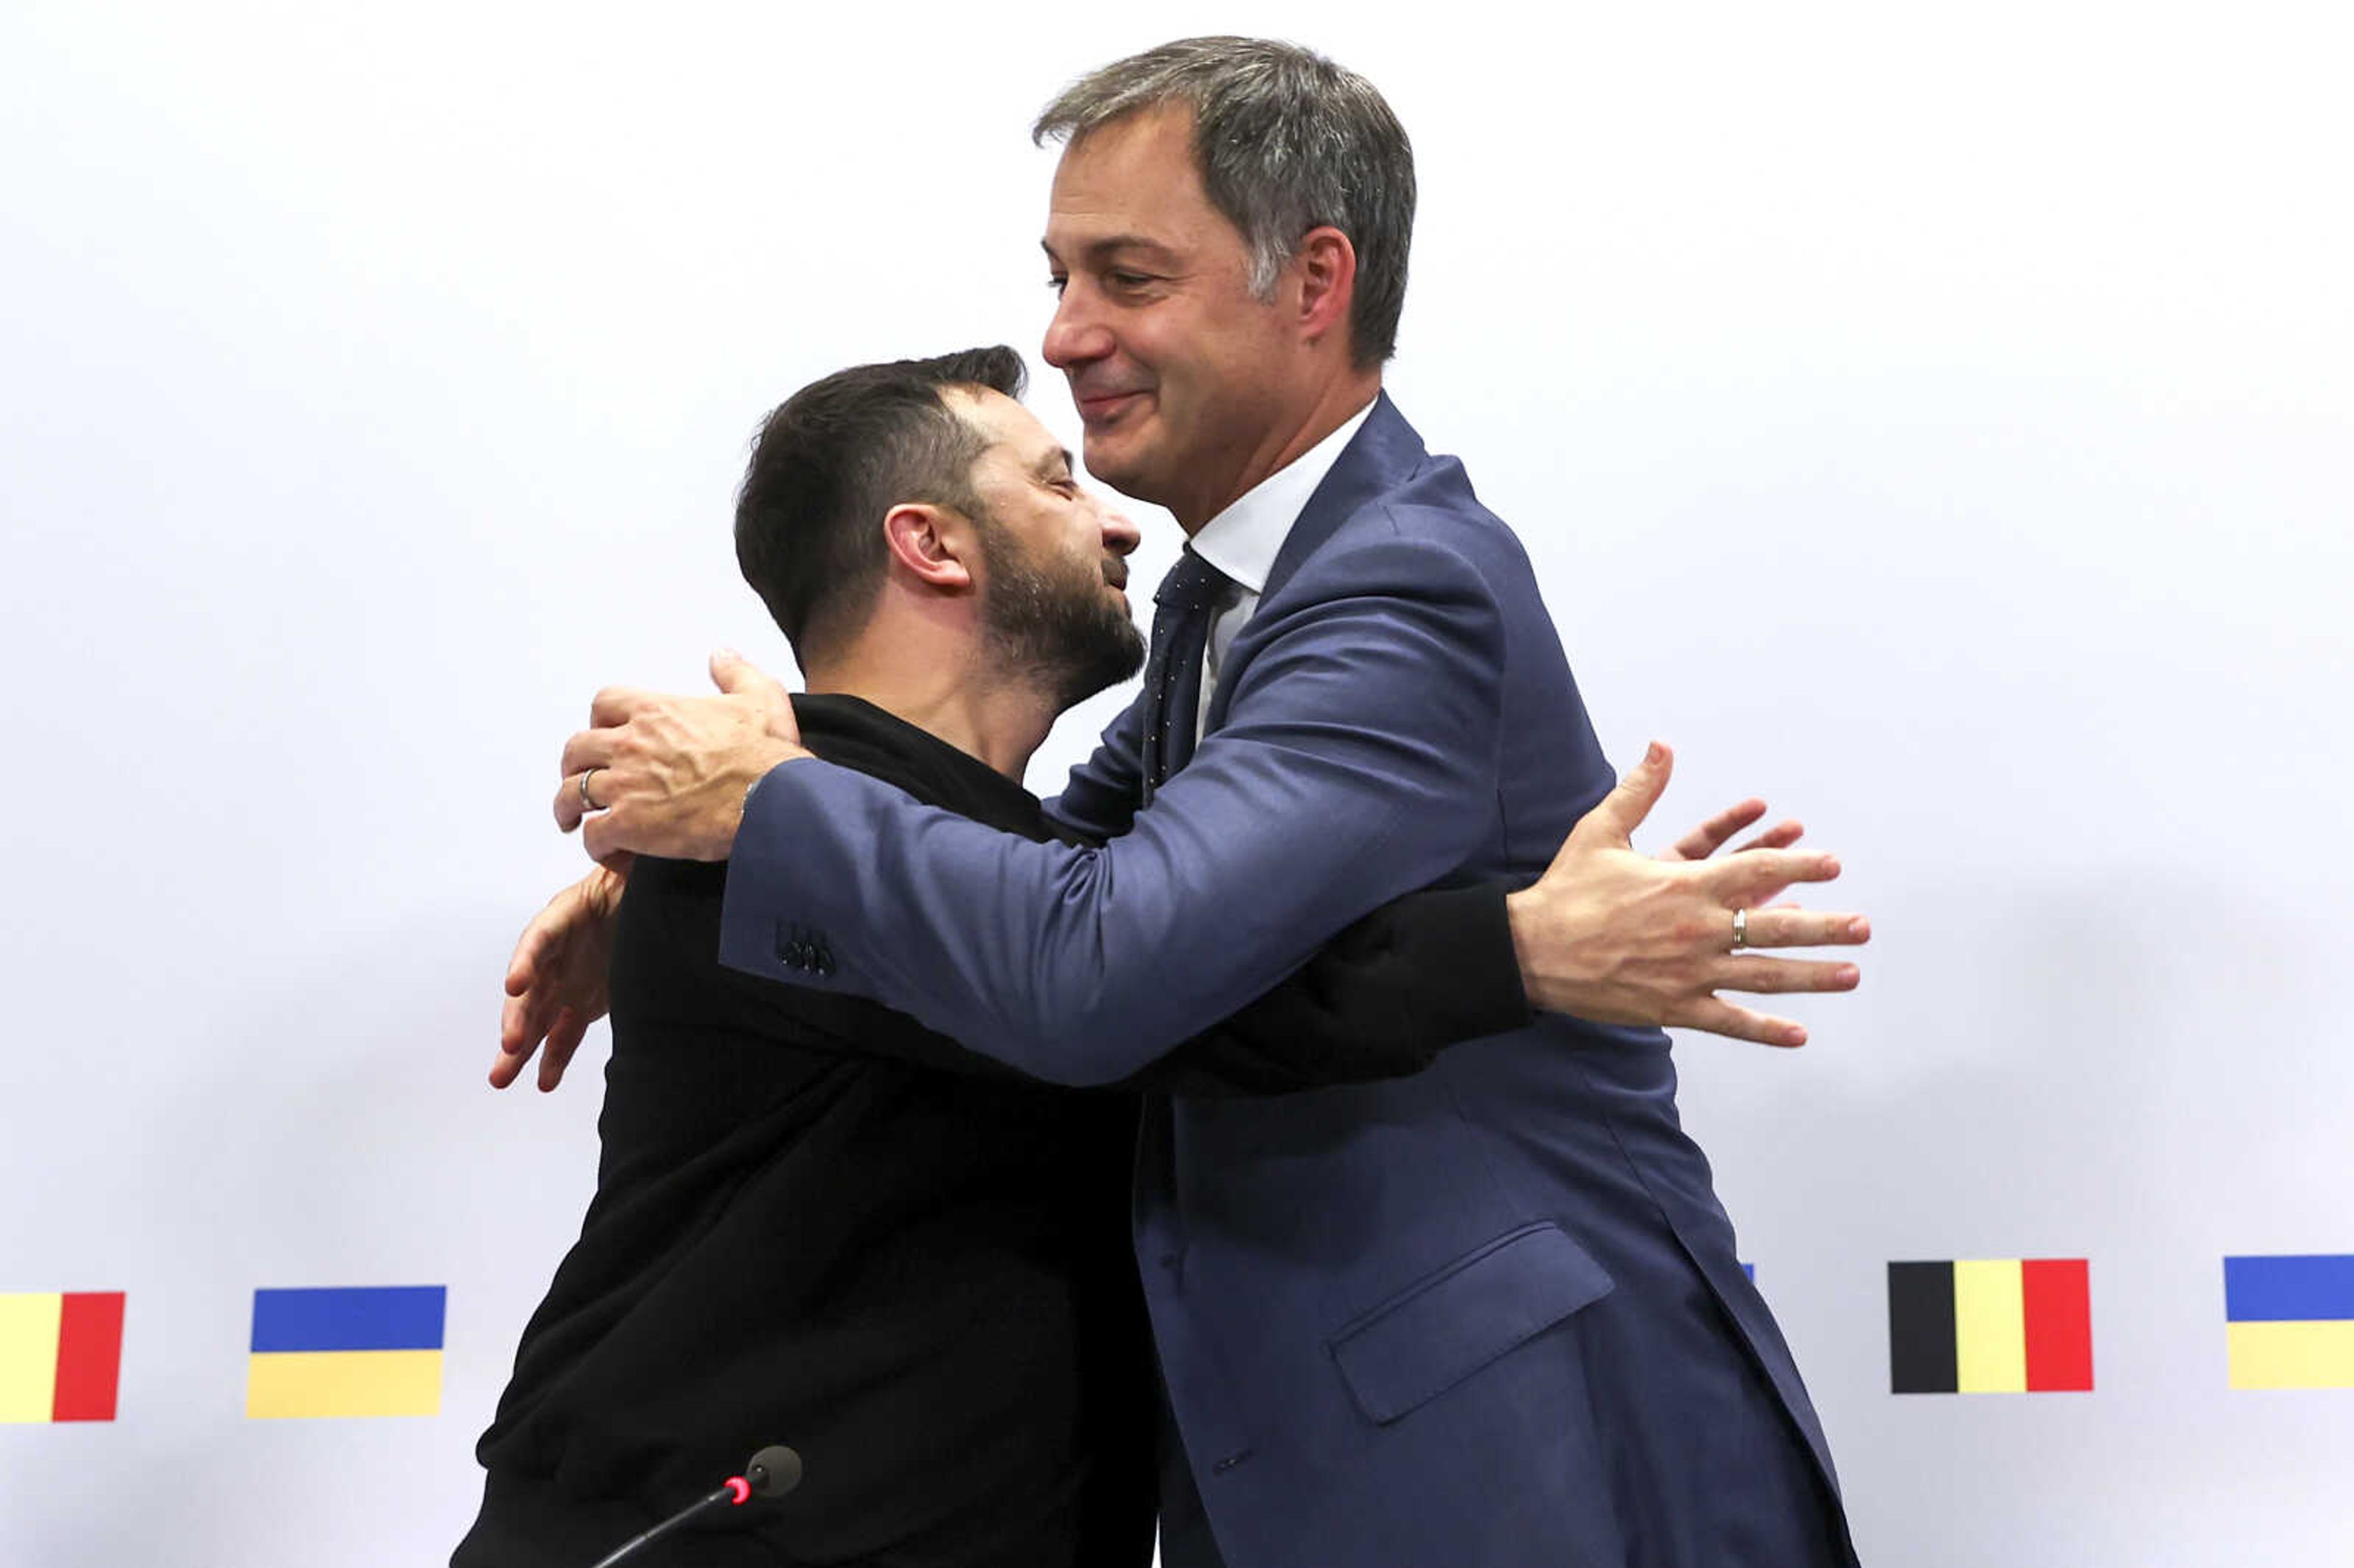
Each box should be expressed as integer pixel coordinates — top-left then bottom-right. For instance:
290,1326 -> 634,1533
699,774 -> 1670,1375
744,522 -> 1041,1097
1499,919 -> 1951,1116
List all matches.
735,346 -> 1027,667
1035,37 -> 1415,369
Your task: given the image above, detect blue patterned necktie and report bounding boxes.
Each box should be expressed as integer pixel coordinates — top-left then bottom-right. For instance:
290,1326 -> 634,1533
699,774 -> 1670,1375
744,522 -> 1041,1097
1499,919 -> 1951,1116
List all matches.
1138,546 -> 1236,807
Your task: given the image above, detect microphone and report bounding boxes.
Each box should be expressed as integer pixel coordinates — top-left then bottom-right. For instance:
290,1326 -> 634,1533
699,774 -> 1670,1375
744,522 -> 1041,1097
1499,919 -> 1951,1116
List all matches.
745,1445 -> 803,1499
587,1447 -> 802,1568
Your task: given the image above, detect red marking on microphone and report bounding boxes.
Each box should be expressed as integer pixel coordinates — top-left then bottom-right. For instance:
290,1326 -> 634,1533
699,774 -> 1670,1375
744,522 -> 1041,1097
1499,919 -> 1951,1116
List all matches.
725,1477 -> 751,1506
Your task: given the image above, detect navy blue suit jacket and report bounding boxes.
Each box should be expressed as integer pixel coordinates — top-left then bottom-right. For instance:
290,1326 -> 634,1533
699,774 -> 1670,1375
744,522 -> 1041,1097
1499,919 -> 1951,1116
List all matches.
720,396 -> 1856,1567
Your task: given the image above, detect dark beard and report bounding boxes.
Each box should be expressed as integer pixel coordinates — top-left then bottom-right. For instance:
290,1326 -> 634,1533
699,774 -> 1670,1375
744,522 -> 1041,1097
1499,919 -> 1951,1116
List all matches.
978,523 -> 1148,711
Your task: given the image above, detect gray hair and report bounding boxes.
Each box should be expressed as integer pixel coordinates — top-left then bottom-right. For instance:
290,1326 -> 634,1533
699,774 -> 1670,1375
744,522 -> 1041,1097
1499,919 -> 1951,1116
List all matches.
1034,37 -> 1415,368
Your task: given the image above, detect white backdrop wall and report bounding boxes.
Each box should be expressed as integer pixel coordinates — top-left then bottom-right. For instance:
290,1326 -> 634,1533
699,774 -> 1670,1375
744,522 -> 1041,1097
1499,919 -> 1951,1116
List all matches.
3,2 -> 2348,1562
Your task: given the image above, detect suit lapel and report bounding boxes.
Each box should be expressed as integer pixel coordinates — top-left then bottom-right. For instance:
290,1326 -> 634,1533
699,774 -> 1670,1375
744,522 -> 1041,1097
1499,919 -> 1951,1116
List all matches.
1257,392 -> 1429,606
1200,394 -> 1430,737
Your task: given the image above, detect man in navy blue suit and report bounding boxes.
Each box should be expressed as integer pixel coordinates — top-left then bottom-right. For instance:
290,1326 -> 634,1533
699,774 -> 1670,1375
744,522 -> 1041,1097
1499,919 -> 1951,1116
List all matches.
543,37 -> 1868,1568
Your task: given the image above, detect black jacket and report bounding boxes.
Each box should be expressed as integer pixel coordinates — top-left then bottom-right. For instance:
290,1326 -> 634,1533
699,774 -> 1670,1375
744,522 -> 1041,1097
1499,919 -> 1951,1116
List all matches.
455,695 -> 1527,1567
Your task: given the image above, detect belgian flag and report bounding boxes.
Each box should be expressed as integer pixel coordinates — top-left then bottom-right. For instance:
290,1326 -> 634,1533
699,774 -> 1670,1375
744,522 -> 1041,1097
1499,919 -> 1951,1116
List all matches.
1889,1259 -> 2093,1393
0,1292 -> 125,1423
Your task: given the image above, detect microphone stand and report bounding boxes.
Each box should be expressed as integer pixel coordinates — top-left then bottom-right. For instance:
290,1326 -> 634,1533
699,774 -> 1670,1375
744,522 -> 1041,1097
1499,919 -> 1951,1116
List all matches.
587,1479 -> 749,1568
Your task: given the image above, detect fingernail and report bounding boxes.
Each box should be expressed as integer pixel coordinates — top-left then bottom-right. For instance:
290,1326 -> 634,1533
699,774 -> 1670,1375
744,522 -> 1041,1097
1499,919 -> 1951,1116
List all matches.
1645,741 -> 1664,764
715,645 -> 742,661
1837,965 -> 1861,987
1849,918 -> 1871,940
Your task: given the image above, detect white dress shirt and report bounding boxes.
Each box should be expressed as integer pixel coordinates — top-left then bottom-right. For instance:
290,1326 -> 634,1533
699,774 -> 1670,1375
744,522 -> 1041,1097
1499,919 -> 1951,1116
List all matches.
1183,398 -> 1377,739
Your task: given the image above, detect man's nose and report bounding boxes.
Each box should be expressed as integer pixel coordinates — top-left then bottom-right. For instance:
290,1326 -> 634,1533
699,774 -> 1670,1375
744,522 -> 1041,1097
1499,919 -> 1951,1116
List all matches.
1043,282 -> 1114,369
1100,508 -> 1142,558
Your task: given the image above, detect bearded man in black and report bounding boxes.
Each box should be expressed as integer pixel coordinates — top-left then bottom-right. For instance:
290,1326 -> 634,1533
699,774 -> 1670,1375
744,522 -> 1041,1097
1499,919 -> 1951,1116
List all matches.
453,348 -> 1536,1567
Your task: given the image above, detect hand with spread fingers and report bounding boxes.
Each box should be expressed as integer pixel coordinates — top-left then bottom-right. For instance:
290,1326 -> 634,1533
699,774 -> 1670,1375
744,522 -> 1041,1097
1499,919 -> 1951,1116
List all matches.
492,859 -> 631,1092
1505,742 -> 1871,1047
554,649 -> 811,864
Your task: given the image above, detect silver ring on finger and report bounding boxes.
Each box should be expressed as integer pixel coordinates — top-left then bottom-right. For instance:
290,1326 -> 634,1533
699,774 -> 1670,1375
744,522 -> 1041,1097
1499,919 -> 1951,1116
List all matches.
579,767 -> 604,813
1731,907 -> 1749,950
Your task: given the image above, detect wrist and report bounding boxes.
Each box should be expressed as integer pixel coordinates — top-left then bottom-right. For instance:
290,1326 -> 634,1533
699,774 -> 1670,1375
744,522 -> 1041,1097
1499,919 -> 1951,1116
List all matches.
1504,888 -> 1552,1011
585,861 -> 629,915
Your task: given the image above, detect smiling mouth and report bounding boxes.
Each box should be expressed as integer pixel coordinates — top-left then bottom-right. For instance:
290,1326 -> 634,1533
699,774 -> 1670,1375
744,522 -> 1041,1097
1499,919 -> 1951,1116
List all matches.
1076,389 -> 1148,422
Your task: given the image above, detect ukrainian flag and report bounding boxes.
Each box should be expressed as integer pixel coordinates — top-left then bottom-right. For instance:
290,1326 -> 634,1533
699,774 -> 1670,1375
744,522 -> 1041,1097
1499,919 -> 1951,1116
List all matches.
2226,1255 -> 2354,1390
245,1286 -> 445,1418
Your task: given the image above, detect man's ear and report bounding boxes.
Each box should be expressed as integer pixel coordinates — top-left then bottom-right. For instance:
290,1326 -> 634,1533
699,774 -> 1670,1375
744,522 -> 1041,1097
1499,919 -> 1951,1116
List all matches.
1292,225 -> 1359,349
882,502 -> 977,592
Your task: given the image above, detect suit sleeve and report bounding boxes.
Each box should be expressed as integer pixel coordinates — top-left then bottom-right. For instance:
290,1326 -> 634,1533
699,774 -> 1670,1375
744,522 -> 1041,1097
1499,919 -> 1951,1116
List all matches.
727,881 -> 1528,1094
718,530 -> 1507,1085
1040,688 -> 1148,844
1129,882 -> 1530,1096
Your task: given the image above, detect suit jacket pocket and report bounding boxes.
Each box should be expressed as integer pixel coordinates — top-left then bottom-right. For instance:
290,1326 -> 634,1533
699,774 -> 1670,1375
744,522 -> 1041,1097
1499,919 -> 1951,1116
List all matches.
1325,1220 -> 1615,1425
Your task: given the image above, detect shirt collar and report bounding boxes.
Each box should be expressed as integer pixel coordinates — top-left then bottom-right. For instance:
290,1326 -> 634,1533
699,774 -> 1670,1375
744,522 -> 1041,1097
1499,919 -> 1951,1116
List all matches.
1187,397 -> 1377,595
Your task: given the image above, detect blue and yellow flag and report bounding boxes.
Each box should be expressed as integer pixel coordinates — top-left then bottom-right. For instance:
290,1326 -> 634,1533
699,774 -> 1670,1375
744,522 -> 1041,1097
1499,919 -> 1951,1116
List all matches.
245,1286 -> 445,1418
2225,1255 -> 2354,1390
